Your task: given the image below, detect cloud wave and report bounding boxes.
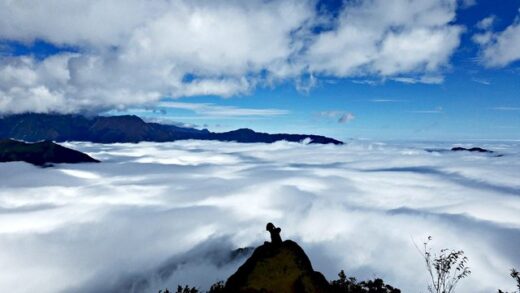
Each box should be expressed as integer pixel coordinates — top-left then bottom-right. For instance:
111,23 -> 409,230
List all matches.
0,140 -> 519,293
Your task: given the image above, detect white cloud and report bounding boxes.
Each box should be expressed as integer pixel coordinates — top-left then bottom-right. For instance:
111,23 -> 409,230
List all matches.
319,111 -> 355,124
476,16 -> 496,30
0,141 -> 519,293
157,101 -> 289,117
391,75 -> 445,84
0,0 -> 465,114
474,12 -> 520,67
460,0 -> 477,9
351,79 -> 380,86
304,0 -> 463,78
0,0 -> 163,47
472,77 -> 491,85
338,112 -> 355,124
0,0 -> 314,114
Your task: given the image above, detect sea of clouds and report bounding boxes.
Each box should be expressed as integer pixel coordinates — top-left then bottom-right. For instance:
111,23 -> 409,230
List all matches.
0,140 -> 519,292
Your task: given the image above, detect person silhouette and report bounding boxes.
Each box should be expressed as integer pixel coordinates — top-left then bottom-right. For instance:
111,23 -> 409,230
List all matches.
266,222 -> 282,246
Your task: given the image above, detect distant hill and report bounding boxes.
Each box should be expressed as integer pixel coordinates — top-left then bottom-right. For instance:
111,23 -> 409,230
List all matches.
451,146 -> 493,153
0,113 -> 343,145
0,139 -> 99,166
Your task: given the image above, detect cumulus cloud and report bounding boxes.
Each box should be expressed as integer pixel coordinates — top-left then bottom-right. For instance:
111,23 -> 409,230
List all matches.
0,141 -> 519,292
0,0 -> 465,114
0,0 -> 314,114
474,12 -> 520,67
304,0 -> 463,77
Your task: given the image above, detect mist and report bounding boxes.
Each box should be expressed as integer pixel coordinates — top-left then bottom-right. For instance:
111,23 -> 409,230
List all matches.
0,140 -> 519,292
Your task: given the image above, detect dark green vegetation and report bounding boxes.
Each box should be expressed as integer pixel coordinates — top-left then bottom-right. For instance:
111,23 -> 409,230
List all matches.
0,139 -> 99,166
330,270 -> 400,293
0,113 -> 343,144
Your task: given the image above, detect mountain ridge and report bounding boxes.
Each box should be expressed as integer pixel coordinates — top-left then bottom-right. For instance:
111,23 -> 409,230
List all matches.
0,113 -> 343,145
0,139 -> 99,166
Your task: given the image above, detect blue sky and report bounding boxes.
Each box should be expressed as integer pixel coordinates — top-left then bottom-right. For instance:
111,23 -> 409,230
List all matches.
0,0 -> 519,141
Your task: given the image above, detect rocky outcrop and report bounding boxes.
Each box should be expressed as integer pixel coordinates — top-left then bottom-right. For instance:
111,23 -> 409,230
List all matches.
225,240 -> 330,293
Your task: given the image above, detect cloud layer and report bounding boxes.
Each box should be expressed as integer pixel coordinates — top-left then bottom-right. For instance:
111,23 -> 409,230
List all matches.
0,0 -> 466,114
1,140 -> 519,293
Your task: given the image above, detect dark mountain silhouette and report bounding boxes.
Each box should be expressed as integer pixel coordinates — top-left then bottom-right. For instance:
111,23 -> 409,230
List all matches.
0,113 -> 343,144
451,146 -> 493,153
225,240 -> 330,292
0,139 -> 99,166
426,146 -> 502,157
223,223 -> 400,293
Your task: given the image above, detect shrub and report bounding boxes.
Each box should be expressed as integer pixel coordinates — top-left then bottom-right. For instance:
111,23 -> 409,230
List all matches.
419,236 -> 471,293
158,281 -> 225,293
158,285 -> 199,293
330,270 -> 401,293
208,281 -> 226,293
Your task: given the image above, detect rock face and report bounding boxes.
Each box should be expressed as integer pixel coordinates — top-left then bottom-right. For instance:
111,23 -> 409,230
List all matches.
0,113 -> 343,145
0,139 -> 99,166
225,240 -> 330,293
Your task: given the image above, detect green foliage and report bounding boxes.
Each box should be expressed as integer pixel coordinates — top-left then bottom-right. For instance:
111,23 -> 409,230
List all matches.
498,268 -> 520,293
419,236 -> 471,293
330,270 -> 401,293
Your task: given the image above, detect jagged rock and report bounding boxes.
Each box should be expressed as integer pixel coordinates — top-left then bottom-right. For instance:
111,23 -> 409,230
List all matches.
225,240 -> 330,293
